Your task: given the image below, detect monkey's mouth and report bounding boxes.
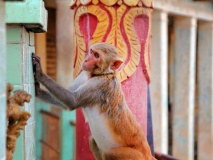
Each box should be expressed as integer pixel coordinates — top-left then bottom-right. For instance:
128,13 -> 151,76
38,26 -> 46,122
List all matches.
82,64 -> 94,71
94,65 -> 100,70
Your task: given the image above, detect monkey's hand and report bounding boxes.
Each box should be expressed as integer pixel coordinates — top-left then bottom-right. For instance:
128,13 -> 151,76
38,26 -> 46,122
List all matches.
32,53 -> 44,81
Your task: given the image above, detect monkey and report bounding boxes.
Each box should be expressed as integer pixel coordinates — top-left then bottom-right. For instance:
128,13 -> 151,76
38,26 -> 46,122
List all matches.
6,84 -> 31,160
7,83 -> 31,126
32,42 -> 156,160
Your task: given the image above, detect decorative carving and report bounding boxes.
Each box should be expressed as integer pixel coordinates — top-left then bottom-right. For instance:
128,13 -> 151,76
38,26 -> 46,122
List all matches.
74,5 -> 109,77
123,0 -> 139,6
6,84 -> 31,160
72,3 -> 152,82
100,0 -> 118,6
70,0 -> 152,7
105,5 -> 128,62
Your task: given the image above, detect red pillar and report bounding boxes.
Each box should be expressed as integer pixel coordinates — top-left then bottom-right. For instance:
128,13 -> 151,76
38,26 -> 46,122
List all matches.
70,1 -> 152,159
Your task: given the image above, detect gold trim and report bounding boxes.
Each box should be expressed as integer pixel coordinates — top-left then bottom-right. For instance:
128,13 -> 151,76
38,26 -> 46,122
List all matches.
70,0 -> 152,8
100,0 -> 118,6
105,5 -> 128,62
123,0 -> 139,6
74,5 -> 109,77
117,8 -> 141,81
143,8 -> 152,81
88,5 -> 109,45
142,0 -> 152,7
80,0 -> 92,5
74,5 -> 151,82
74,6 -> 87,77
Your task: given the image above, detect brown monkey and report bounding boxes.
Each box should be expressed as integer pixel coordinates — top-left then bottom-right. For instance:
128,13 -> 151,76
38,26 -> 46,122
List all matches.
33,42 -> 155,160
6,84 -> 31,160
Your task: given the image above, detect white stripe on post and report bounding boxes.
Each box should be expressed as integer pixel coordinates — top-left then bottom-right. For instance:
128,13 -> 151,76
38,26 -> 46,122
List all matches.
150,10 -> 168,154
197,22 -> 213,160
172,17 -> 197,160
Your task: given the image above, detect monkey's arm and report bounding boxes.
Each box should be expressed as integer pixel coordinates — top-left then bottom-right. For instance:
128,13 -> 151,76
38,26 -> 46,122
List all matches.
36,74 -> 101,110
35,81 -> 67,108
33,53 -> 100,109
37,89 -> 67,109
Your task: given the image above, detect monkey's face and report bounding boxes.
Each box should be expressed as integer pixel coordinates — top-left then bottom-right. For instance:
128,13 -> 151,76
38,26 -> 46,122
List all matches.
82,48 -> 102,73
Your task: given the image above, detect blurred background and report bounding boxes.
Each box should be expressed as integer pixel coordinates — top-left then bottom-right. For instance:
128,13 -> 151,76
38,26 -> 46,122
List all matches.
0,0 -> 213,160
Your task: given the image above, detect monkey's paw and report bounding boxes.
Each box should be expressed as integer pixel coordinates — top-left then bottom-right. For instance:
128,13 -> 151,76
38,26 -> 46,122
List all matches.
20,112 -> 31,120
32,53 -> 44,81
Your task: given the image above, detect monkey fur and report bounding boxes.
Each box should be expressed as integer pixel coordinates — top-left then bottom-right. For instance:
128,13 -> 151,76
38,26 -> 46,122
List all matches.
33,42 -> 156,160
6,84 -> 31,160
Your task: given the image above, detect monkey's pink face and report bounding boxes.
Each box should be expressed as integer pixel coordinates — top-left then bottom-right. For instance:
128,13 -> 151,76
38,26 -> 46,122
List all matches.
82,49 -> 101,72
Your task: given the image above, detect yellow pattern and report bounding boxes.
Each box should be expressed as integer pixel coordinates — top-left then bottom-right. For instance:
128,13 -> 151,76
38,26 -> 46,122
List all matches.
123,0 -> 139,6
117,8 -> 141,81
116,5 -> 128,61
143,8 -> 152,81
88,5 -> 109,45
100,0 -> 118,6
73,4 -> 152,82
105,6 -> 116,46
74,6 -> 87,77
105,5 -> 128,62
141,0 -> 152,7
70,0 -> 152,7
74,5 -> 109,77
80,0 -> 92,5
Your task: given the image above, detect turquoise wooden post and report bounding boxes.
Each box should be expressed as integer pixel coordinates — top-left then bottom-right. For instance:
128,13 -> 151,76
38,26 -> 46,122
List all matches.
35,102 -> 76,160
60,110 -> 76,160
35,101 -> 51,160
0,1 -> 7,160
5,0 -> 47,159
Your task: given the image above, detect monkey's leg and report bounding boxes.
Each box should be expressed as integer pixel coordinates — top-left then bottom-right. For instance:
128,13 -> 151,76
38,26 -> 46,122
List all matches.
89,137 -> 103,160
104,147 -> 145,160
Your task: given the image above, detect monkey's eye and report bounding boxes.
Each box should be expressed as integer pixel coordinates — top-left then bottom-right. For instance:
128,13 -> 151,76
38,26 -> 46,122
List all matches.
94,52 -> 99,58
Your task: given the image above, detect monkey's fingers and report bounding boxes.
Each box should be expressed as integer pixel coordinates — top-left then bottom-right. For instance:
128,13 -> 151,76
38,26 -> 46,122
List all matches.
32,58 -> 38,66
32,53 -> 40,63
33,61 -> 41,71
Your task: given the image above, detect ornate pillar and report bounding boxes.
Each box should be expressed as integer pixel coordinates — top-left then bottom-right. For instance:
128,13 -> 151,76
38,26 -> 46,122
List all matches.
70,0 -> 152,159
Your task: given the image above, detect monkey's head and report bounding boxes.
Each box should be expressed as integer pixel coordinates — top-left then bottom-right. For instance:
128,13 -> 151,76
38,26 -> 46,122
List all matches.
13,90 -> 32,106
82,42 -> 123,75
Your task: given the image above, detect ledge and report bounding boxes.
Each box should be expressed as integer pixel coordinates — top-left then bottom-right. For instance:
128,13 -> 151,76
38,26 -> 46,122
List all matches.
153,0 -> 213,21
6,0 -> 47,32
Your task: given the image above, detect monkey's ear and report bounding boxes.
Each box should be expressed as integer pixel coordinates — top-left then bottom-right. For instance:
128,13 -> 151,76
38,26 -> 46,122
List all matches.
110,59 -> 123,70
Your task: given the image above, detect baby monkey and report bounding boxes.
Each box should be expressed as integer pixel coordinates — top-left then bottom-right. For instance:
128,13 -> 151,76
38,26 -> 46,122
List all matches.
33,42 -> 155,160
